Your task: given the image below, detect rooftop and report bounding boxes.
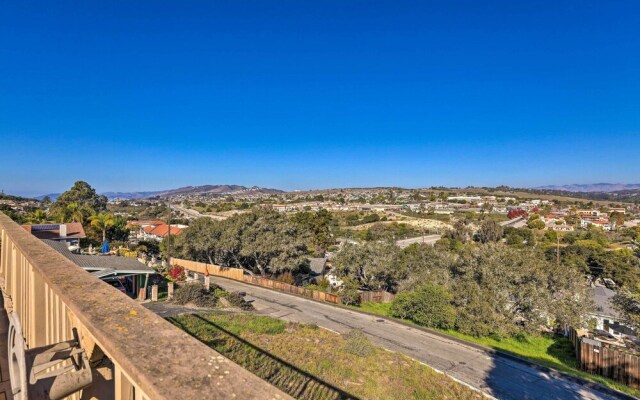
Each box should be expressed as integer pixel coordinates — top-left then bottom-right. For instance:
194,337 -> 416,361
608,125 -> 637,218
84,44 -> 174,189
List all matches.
42,239 -> 154,275
590,286 -> 619,318
21,222 -> 86,240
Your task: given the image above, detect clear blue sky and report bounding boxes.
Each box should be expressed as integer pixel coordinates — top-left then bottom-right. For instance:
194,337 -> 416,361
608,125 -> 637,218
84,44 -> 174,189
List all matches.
1,1 -> 639,196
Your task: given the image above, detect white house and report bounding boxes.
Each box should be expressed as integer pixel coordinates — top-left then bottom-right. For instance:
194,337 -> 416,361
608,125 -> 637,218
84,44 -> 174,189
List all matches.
589,286 -> 637,338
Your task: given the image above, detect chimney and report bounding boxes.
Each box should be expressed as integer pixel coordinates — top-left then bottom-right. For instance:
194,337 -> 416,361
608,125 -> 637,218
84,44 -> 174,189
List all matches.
59,224 -> 67,238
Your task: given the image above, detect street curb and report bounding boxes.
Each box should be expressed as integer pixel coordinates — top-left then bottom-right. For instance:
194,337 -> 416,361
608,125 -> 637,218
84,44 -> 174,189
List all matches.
338,307 -> 636,400
209,274 -> 636,400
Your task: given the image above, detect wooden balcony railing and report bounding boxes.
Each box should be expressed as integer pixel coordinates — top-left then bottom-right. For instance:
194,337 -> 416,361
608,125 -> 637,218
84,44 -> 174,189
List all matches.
0,212 -> 290,400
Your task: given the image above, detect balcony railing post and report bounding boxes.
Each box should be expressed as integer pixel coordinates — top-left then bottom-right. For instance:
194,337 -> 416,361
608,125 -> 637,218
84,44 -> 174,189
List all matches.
167,282 -> 174,300
151,285 -> 158,302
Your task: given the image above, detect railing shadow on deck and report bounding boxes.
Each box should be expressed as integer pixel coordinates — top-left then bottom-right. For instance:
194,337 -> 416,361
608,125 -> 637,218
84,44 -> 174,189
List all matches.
168,313 -> 360,400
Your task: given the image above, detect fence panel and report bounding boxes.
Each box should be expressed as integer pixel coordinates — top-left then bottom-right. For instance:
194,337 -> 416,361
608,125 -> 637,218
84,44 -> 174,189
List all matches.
569,330 -> 640,389
359,290 -> 395,303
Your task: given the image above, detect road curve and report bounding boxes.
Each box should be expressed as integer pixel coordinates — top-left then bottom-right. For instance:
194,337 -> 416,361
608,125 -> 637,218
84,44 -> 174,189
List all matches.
206,275 -> 626,400
396,234 -> 441,248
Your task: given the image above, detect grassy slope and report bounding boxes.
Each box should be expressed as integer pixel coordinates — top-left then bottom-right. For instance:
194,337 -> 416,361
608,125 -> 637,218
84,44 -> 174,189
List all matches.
169,312 -> 481,400
355,302 -> 640,398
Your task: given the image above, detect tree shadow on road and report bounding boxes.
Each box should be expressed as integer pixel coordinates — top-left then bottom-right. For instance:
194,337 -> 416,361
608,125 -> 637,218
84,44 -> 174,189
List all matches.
485,343 -> 617,400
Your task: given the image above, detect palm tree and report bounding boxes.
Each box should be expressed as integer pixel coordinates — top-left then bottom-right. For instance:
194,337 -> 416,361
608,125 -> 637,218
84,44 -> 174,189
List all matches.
66,202 -> 85,224
28,209 -> 48,224
90,213 -> 115,242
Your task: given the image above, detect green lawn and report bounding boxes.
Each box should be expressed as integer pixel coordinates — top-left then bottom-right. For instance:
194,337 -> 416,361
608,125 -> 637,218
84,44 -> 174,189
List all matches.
169,312 -> 481,400
351,302 -> 640,398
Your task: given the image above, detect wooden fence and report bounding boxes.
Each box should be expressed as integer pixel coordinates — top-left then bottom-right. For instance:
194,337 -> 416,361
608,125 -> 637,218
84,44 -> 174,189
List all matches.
359,290 -> 395,303
171,258 -> 342,304
170,258 -> 245,280
569,328 -> 640,388
243,275 -> 342,304
170,258 -> 395,306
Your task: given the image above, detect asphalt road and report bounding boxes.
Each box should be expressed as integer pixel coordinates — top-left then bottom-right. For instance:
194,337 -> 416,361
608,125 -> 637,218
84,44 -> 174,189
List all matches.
499,216 -> 527,228
206,275 -> 624,400
395,234 -> 441,248
173,205 -> 208,219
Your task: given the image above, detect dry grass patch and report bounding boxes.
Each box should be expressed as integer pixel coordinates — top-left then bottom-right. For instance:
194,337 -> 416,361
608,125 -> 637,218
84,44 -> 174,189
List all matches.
169,312 -> 481,400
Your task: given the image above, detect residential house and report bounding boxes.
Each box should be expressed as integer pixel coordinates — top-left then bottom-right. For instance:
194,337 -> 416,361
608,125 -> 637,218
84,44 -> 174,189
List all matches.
309,257 -> 328,277
22,222 -> 86,247
141,224 -> 185,241
589,286 -> 637,338
43,239 -> 155,298
129,220 -> 186,241
577,209 -> 603,217
580,215 -> 614,231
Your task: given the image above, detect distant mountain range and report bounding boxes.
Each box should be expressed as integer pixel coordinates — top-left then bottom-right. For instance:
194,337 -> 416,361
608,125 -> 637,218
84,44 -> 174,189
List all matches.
534,183 -> 640,193
36,185 -> 283,201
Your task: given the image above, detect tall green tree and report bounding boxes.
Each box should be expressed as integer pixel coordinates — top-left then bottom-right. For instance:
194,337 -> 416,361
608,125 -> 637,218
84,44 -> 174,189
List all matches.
332,242 -> 401,292
291,209 -> 334,253
475,220 -> 504,243
50,181 -> 107,222
177,217 -> 224,264
239,209 -> 311,276
178,209 -> 311,276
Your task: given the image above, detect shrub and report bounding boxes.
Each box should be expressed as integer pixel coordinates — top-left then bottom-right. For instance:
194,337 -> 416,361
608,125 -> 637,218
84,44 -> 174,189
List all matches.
340,277 -> 361,306
390,283 -> 456,329
172,282 -> 218,307
167,265 -> 186,282
362,213 -> 381,224
225,291 -> 254,311
315,276 -> 330,290
527,219 -> 546,230
342,329 -> 374,357
277,271 -> 295,285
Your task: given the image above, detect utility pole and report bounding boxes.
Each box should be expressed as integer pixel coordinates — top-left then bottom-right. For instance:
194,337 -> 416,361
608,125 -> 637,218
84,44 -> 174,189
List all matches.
167,197 -> 171,267
556,231 -> 561,267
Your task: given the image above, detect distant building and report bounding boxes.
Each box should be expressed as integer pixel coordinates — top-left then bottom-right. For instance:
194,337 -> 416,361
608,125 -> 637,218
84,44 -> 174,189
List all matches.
22,222 -> 86,247
129,220 -> 186,241
447,196 -> 482,202
142,224 -> 185,241
576,209 -> 602,217
551,224 -> 574,232
580,216 -> 614,231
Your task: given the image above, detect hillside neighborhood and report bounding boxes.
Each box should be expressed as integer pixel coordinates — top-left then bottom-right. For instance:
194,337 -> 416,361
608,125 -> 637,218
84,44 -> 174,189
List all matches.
3,2 -> 639,399
2,181 -> 640,399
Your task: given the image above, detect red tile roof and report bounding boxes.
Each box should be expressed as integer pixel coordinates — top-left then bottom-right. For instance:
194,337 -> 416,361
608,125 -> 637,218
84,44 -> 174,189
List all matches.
148,224 -> 183,237
127,220 -> 166,228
